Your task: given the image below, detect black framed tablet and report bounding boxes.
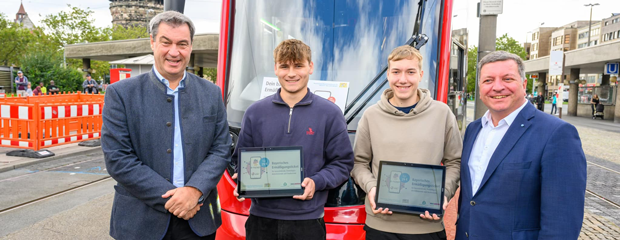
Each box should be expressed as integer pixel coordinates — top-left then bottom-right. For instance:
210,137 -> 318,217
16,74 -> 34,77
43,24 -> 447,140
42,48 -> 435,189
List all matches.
237,146 -> 304,198
375,161 -> 446,216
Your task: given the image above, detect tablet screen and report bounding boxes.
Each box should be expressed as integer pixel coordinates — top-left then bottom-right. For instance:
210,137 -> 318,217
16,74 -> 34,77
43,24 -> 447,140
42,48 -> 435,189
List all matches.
377,163 -> 444,210
239,148 -> 302,192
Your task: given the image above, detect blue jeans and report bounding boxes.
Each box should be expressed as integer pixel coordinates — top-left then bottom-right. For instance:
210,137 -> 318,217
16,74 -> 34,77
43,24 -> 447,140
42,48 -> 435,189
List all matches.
550,104 -> 557,114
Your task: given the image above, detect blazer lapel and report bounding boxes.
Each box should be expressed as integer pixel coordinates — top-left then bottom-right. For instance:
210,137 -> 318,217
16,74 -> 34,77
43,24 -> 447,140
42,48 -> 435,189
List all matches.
462,120 -> 482,199
476,104 -> 536,193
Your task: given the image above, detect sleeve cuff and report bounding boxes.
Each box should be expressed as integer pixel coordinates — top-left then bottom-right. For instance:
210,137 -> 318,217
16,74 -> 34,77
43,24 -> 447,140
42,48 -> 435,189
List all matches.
310,175 -> 326,191
365,181 -> 377,194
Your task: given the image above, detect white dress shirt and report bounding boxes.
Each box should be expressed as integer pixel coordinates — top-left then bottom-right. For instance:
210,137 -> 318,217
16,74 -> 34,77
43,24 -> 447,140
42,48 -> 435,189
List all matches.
469,100 -> 528,196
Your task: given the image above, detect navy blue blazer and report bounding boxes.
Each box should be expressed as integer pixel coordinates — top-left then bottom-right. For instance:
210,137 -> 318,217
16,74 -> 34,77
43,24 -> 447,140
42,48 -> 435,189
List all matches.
456,103 -> 587,240
102,70 -> 231,239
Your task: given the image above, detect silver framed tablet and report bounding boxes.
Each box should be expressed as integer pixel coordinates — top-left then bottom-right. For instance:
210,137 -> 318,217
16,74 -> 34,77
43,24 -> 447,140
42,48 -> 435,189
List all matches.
237,146 -> 304,198
375,161 -> 446,216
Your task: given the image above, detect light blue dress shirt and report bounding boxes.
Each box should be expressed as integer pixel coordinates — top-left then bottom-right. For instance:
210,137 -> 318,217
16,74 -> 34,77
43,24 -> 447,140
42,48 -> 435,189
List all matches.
153,68 -> 187,188
469,100 -> 528,196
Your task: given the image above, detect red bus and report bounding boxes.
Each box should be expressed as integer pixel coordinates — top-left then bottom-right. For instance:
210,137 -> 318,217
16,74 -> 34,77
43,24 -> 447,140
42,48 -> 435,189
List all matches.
214,0 -> 467,239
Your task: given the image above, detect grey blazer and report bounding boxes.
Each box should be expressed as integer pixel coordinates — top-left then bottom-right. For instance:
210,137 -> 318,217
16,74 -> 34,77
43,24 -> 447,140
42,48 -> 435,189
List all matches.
102,69 -> 231,239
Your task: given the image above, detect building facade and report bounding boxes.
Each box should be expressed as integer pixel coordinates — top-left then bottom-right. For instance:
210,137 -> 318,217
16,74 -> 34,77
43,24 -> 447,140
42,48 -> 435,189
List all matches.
601,13 -> 620,44
577,22 -> 601,49
528,27 -> 556,60
109,0 -> 164,28
550,21 -> 590,52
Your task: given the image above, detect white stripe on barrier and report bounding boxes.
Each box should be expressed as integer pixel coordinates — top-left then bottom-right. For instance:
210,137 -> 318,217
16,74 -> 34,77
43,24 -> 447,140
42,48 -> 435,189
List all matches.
58,138 -> 65,144
44,140 -> 52,146
19,141 -> 29,147
82,134 -> 89,140
44,107 -> 52,120
82,105 -> 88,116
70,136 -> 77,142
93,104 -> 100,115
1,105 -> 9,118
70,105 -> 77,117
58,106 -> 65,118
1,140 -> 9,146
18,106 -> 29,120
94,133 -> 99,138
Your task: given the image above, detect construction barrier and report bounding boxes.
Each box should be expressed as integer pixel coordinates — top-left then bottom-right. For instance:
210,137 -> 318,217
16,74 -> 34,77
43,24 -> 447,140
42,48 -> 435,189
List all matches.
0,92 -> 104,151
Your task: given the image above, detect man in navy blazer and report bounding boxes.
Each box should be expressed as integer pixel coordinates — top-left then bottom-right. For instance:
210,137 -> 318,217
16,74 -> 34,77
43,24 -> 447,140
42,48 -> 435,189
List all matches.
456,51 -> 587,240
102,11 -> 231,240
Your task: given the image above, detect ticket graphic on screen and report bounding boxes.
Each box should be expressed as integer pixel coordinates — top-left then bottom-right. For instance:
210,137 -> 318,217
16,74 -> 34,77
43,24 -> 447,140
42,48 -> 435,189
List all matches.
378,165 -> 443,210
239,149 -> 302,191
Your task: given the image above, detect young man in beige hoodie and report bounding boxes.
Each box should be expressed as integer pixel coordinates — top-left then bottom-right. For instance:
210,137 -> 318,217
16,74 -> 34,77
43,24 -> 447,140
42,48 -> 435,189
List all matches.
351,45 -> 462,239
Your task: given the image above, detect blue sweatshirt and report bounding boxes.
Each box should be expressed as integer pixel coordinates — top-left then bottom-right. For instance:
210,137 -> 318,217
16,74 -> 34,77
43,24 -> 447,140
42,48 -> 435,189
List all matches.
233,88 -> 354,220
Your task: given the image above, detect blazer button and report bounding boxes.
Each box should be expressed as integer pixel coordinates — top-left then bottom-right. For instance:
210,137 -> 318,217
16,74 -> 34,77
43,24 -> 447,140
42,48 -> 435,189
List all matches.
167,149 -> 172,153
167,98 -> 172,102
166,122 -> 172,127
470,201 -> 476,206
465,232 -> 469,237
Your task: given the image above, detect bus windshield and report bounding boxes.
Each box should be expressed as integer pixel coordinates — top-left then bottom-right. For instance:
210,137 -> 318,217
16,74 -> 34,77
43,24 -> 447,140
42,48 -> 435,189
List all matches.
225,0 -> 442,127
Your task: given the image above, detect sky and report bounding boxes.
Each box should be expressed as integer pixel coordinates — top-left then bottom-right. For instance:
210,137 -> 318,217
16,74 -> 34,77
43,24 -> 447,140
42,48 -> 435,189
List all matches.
1,0 -> 619,47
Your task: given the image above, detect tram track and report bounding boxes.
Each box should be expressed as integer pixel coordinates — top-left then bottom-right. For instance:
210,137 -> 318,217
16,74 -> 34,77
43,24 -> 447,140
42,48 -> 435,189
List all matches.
0,176 -> 112,214
0,156 -> 111,215
585,160 -> 620,209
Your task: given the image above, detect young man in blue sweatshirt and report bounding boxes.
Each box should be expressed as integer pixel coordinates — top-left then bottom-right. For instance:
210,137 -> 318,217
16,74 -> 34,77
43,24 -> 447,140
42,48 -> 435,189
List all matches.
231,39 -> 354,240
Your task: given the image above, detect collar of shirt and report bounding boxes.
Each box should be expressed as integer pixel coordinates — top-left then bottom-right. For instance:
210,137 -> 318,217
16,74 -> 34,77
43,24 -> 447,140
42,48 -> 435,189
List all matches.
152,67 -> 187,92
481,99 -> 529,128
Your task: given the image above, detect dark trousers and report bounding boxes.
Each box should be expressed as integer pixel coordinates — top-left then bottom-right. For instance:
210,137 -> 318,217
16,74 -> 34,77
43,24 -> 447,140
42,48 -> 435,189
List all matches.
162,216 -> 216,240
363,225 -> 447,240
591,104 -> 596,116
245,214 -> 326,240
550,104 -> 557,114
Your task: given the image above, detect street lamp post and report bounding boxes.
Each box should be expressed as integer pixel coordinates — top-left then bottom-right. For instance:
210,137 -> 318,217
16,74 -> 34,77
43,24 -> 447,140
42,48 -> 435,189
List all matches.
585,3 -> 599,47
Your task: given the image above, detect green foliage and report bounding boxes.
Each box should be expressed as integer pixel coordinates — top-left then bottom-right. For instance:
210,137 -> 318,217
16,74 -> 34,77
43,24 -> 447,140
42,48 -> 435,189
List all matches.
39,5 -> 109,47
18,49 -> 83,92
466,34 -> 533,94
109,24 -> 149,41
0,13 -> 37,66
203,68 -> 217,83
466,46 -> 478,94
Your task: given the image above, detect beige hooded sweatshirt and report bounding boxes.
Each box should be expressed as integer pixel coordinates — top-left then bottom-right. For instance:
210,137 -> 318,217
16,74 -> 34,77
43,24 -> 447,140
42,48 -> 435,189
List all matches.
351,88 -> 462,234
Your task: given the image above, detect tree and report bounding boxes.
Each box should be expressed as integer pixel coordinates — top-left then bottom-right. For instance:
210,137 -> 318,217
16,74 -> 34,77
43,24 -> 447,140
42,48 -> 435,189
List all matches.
466,34 -> 534,95
109,24 -> 149,41
203,68 -> 217,83
19,49 -> 83,92
0,13 -> 37,66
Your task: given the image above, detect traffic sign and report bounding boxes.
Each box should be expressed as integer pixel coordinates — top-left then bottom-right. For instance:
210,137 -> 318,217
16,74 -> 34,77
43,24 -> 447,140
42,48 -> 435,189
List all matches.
531,74 -> 539,79
604,63 -> 619,75
480,0 -> 503,15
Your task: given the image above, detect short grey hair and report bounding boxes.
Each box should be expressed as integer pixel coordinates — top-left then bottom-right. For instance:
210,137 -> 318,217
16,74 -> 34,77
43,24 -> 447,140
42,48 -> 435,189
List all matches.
477,51 -> 526,82
149,11 -> 196,42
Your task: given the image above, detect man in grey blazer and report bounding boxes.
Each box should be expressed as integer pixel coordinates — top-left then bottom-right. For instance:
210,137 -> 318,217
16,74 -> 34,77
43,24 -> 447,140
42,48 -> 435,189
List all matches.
102,11 -> 231,240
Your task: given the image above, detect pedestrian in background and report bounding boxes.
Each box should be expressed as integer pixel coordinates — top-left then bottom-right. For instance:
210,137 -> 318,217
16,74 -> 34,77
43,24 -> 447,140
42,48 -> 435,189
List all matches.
39,82 -> 47,95
15,71 -> 28,97
550,92 -> 557,115
590,94 -> 599,118
25,82 -> 33,97
536,94 -> 544,111
82,74 -> 99,94
102,11 -> 230,240
456,51 -> 586,240
32,85 -> 42,96
48,80 -> 60,95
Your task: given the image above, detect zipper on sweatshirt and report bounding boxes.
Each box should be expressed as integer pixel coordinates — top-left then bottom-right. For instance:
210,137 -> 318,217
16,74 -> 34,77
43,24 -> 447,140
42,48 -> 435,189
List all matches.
287,107 -> 293,133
